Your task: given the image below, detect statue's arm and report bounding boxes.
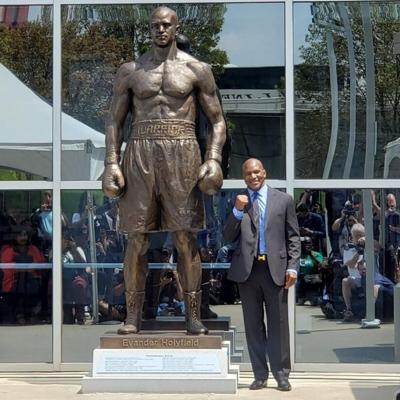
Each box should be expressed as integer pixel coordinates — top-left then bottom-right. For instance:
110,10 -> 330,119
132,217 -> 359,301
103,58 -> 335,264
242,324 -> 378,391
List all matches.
102,63 -> 132,198
104,63 -> 132,165
195,63 -> 226,163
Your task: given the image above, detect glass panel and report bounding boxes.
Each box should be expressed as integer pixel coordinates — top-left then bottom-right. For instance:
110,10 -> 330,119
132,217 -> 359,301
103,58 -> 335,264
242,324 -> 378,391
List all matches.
295,188 -> 396,363
0,6 -> 53,180
61,2 -> 285,180
0,190 -> 53,362
295,2 -> 400,179
61,188 -> 288,364
61,189 -> 243,362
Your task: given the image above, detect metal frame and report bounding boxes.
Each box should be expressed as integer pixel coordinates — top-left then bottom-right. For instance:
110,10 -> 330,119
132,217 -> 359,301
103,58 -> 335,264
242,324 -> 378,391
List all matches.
0,0 -> 399,374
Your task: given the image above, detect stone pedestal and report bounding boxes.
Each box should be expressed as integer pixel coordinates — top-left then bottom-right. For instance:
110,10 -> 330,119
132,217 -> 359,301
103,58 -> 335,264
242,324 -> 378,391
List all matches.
81,331 -> 238,394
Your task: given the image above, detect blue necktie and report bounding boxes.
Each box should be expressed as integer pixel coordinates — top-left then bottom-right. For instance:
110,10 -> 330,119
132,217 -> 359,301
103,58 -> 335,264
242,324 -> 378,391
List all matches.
252,192 -> 260,254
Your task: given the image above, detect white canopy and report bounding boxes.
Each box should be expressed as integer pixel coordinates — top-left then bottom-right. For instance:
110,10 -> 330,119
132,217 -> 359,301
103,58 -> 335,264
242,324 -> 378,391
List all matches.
0,63 -> 106,180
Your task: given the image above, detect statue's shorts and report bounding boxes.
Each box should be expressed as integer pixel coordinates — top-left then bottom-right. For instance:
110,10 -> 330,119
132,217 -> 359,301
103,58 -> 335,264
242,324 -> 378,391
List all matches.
119,119 -> 205,233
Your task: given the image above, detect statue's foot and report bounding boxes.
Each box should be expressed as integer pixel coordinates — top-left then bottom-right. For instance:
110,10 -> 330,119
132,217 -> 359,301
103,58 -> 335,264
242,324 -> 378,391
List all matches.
186,320 -> 208,335
118,324 -> 140,335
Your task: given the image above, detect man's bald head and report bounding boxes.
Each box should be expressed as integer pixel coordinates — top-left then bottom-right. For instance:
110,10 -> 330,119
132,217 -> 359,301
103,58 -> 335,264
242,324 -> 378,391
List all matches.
242,158 -> 265,175
242,158 -> 267,191
150,6 -> 179,48
151,6 -> 178,25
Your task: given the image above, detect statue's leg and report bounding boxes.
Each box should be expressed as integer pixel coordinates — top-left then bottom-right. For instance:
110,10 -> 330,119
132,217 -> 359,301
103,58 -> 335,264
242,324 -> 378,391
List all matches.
172,231 -> 208,335
118,233 -> 149,335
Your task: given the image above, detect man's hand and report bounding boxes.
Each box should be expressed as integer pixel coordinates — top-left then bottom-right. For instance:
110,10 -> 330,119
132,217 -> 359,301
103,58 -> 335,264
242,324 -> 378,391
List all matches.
198,159 -> 223,195
300,227 -> 313,236
285,271 -> 297,289
102,164 -> 125,198
235,195 -> 249,211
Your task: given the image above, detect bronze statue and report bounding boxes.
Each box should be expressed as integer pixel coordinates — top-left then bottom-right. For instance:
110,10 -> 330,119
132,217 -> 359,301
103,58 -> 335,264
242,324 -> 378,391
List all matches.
102,6 -> 226,335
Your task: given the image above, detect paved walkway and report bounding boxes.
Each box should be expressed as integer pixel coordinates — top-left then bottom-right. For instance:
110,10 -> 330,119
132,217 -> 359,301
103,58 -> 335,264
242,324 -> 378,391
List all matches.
0,372 -> 399,400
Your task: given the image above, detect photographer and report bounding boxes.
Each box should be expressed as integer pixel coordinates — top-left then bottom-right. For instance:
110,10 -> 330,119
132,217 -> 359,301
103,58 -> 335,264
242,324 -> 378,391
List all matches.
157,269 -> 184,317
332,200 -> 359,258
296,203 -> 325,253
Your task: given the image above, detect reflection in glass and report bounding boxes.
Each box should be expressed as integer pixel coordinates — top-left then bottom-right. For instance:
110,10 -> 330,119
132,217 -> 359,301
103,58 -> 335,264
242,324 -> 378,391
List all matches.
294,188 -> 396,363
295,2 -> 400,179
61,3 -> 285,180
0,6 -> 53,180
61,189 -> 246,362
0,190 -> 52,362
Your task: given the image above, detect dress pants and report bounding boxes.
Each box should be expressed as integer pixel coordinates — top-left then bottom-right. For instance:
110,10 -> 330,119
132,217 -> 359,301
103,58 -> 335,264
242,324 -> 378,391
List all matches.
239,259 -> 290,381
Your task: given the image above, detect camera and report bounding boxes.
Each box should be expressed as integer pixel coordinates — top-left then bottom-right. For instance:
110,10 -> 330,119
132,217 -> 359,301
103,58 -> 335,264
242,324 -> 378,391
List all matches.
165,271 -> 174,279
348,242 -> 365,255
343,200 -> 356,217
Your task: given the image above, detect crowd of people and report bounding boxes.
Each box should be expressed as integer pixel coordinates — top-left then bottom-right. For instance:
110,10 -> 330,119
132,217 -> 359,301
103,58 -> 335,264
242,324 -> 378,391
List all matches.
0,188 -> 399,325
295,190 -> 398,322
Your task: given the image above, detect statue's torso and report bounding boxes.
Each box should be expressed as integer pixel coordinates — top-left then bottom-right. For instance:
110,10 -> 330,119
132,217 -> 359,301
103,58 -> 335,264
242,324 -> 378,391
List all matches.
125,57 -> 200,122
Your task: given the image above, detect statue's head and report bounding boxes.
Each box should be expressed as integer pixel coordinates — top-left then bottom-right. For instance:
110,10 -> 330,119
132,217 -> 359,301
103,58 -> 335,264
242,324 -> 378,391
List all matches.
150,6 -> 179,48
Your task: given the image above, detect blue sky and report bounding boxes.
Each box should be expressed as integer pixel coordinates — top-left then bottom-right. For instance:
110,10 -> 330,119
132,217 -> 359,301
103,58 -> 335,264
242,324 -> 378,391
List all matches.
219,2 -> 313,67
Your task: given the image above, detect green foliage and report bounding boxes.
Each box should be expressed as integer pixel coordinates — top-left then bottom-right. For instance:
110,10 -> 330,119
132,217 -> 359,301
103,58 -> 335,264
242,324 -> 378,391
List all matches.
61,4 -> 228,132
296,3 -> 400,178
0,21 -> 52,102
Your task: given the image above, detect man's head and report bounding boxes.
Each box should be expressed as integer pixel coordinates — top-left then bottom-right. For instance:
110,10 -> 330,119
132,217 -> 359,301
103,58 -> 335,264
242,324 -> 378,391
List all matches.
387,193 -> 397,211
350,223 -> 365,243
242,158 -> 267,191
150,7 -> 179,48
301,236 -> 313,252
296,203 -> 309,219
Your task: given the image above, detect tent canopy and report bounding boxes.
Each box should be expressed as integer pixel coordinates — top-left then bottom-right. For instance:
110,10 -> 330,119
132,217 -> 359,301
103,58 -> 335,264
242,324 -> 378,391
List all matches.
0,63 -> 106,180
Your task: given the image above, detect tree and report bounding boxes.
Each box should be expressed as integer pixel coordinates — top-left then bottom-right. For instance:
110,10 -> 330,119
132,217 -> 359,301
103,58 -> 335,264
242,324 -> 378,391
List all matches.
295,3 -> 400,179
61,4 -> 229,132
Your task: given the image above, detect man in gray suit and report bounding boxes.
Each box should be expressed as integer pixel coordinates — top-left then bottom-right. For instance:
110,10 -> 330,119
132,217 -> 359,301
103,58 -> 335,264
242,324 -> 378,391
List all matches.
224,158 -> 300,391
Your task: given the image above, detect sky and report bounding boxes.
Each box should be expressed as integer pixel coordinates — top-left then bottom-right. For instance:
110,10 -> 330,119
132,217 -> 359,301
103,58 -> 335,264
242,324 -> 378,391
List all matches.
219,2 -> 313,67
26,3 -> 314,67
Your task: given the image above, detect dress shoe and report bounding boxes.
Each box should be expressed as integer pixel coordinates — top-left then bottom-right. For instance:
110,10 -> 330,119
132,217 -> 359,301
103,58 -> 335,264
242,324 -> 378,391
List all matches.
249,379 -> 267,390
276,377 -> 292,391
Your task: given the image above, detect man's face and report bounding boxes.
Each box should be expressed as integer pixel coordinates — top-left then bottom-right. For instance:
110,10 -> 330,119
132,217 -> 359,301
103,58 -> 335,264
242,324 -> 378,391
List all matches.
150,10 -> 178,48
242,160 -> 267,191
387,194 -> 397,211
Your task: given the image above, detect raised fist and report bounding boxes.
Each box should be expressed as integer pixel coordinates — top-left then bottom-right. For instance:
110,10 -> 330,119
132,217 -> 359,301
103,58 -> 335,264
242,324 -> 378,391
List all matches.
102,164 -> 125,199
235,195 -> 249,211
198,159 -> 223,195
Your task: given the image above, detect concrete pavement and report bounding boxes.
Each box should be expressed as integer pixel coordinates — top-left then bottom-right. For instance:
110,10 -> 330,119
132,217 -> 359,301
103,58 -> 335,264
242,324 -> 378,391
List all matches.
0,372 -> 399,400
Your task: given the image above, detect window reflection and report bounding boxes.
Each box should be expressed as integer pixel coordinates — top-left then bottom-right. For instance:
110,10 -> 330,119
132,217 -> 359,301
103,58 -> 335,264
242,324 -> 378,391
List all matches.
0,5 -> 53,181
295,188 -> 396,363
61,3 -> 285,180
62,188 -> 248,361
0,190 -> 52,362
295,2 -> 400,179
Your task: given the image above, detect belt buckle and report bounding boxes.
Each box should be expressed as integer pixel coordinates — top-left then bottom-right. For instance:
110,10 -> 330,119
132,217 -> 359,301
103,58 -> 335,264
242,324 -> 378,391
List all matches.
257,254 -> 266,261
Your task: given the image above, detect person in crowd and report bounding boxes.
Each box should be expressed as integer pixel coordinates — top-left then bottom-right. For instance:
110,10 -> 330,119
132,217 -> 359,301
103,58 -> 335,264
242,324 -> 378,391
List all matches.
157,268 -> 184,317
0,225 -> 46,324
341,223 -> 394,321
224,158 -> 300,392
198,246 -> 218,319
31,190 -> 53,258
332,200 -> 359,258
384,193 -> 400,282
296,203 -> 325,253
296,236 -> 324,306
62,228 -> 89,324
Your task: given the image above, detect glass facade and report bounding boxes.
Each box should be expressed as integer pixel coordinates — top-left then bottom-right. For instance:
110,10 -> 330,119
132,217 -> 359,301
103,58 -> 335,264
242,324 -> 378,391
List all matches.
0,190 -> 53,362
1,0 -> 400,372
0,5 -> 53,180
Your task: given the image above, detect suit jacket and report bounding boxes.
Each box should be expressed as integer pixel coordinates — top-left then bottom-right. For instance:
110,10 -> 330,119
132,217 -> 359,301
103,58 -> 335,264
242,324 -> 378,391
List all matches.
224,186 -> 301,286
